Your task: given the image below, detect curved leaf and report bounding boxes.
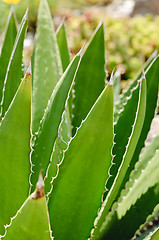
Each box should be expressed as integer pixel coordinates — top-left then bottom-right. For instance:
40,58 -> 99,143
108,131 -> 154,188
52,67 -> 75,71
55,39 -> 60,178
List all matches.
1,10 -> 27,118
0,9 -> 17,103
49,84 -> 114,240
56,20 -> 70,72
31,55 -> 80,188
93,78 -> 147,240
71,21 -> 105,135
32,0 -> 62,135
0,74 -> 31,235
3,176 -> 51,240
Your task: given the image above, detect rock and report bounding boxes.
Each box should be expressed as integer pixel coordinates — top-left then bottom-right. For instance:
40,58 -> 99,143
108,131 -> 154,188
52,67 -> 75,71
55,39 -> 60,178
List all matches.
132,0 -> 159,16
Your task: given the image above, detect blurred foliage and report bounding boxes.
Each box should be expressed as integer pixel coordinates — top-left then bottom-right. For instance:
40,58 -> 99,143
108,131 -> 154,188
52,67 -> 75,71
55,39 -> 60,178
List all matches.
65,12 -> 159,80
0,0 -> 159,81
0,0 -> 58,32
0,0 -> 111,31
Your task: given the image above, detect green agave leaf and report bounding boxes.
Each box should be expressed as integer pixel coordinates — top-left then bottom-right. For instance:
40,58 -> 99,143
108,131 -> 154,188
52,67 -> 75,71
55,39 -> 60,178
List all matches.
114,135 -> 159,239
31,55 -> 80,188
108,57 -> 159,201
0,9 -> 17,104
71,21 -> 105,135
32,0 -> 62,135
106,76 -> 144,201
117,150 -> 159,220
95,134 -> 159,240
125,134 -> 159,194
45,109 -> 71,194
114,51 -> 157,122
49,84 -> 113,240
56,19 -> 72,150
98,149 -> 159,240
124,56 -> 159,190
56,20 -> 70,72
45,20 -> 72,191
93,78 -> 146,240
3,175 -> 51,240
0,74 -> 31,235
1,10 -> 27,118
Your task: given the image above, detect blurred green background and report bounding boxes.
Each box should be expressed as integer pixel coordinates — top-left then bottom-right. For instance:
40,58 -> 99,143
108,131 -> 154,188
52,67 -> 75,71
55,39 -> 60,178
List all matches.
0,0 -> 112,30
0,0 -> 159,82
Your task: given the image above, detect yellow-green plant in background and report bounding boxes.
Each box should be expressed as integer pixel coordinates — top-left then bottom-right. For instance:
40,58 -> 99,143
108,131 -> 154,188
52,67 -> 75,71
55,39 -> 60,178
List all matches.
65,12 -> 159,80
0,0 -> 159,81
0,0 -> 159,239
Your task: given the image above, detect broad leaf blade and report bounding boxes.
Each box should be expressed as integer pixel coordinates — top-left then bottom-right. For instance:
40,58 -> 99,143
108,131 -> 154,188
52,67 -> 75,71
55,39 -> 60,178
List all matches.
124,56 -> 159,189
99,149 -> 159,240
32,0 -> 62,135
56,20 -> 70,72
31,55 -> 80,188
95,135 -> 159,240
45,110 -> 71,194
93,78 -> 147,240
71,22 -> 105,135
107,57 -> 159,200
0,74 -> 31,235
1,10 -> 27,118
49,84 -> 113,240
3,180 -> 51,240
117,150 -> 159,220
106,77 -> 144,201
114,51 -> 158,122
3,198 -> 51,240
0,10 -> 17,103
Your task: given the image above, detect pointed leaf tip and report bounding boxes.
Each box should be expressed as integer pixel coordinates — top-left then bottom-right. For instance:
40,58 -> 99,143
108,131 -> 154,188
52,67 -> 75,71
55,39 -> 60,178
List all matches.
31,172 -> 45,200
108,69 -> 116,86
77,43 -> 86,57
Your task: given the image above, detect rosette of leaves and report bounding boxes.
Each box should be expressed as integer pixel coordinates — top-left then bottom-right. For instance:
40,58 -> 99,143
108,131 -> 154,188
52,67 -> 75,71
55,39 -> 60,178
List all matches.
0,0 -> 159,239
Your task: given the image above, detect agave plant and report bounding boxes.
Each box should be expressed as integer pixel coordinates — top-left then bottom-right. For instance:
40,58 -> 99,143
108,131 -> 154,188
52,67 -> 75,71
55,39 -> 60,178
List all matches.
0,0 -> 159,239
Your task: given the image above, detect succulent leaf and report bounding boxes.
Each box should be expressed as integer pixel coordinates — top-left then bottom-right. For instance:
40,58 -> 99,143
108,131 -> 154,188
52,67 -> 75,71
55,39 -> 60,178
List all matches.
124,56 -> 159,188
0,1 -> 159,239
0,10 -> 27,118
56,20 -> 70,72
44,110 -> 71,194
93,77 -> 147,240
0,10 -> 17,105
114,50 -> 157,122
0,74 -> 31,235
31,55 -> 80,188
3,175 -> 51,240
97,149 -> 159,240
32,0 -> 62,135
106,75 -> 144,201
48,84 -> 113,240
70,21 -> 105,136
93,134 -> 159,240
